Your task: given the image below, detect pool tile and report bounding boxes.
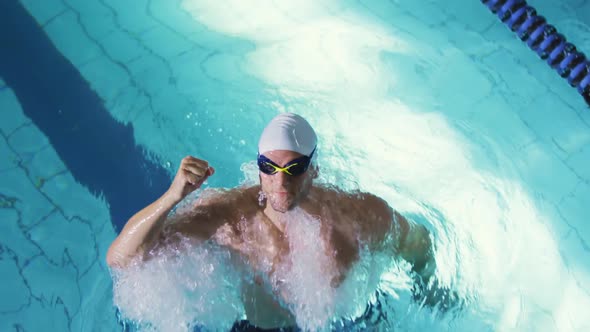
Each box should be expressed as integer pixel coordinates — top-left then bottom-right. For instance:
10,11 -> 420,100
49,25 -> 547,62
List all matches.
519,93 -> 590,158
138,25 -> 193,59
20,0 -> 66,27
43,10 -> 103,68
100,0 -> 156,34
105,85 -> 150,123
0,88 -> 30,136
22,255 -> 81,316
431,55 -> 494,107
27,210 -> 97,274
566,144 -> 590,182
66,0 -> 115,40
0,256 -> 30,312
0,138 -> 18,172
445,0 -> 498,33
7,122 -> 50,157
477,46 -> 550,104
21,144 -> 67,182
7,261 -> 74,331
40,171 -> 111,223
468,93 -> 538,151
0,209 -> 42,263
78,55 -> 131,107
74,264 -> 118,331
386,0 -> 448,27
575,1 -> 590,23
97,29 -> 144,63
514,141 -> 581,205
1,167 -> 55,229
557,182 -> 590,243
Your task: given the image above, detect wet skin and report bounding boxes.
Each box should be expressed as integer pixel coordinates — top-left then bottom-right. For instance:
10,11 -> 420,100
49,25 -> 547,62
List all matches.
154,151 -> 419,328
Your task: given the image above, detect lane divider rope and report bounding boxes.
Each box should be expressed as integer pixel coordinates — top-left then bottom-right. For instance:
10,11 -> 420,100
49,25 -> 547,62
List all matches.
482,0 -> 590,106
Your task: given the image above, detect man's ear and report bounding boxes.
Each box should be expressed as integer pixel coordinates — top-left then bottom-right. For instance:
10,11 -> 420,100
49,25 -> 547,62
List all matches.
310,164 -> 319,179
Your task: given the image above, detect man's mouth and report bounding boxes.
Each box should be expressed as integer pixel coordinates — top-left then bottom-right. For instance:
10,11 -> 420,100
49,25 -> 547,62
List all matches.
274,191 -> 293,197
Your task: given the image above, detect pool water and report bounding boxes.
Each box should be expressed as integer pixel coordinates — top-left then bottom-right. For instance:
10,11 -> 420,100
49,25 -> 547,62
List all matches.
1,0 -> 590,331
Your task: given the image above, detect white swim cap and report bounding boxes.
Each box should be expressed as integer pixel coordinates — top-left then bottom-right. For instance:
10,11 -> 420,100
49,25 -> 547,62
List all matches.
258,113 -> 317,156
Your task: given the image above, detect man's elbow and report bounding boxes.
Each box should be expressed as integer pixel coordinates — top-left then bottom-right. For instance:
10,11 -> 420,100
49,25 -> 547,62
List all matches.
399,225 -> 433,264
106,245 -> 131,269
402,225 -> 436,279
105,248 -> 120,269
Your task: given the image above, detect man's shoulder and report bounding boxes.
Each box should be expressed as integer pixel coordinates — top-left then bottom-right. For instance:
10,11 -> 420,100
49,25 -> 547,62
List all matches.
310,186 -> 393,232
192,185 -> 260,216
164,186 -> 260,239
312,186 -> 394,245
312,185 -> 389,209
197,185 -> 259,202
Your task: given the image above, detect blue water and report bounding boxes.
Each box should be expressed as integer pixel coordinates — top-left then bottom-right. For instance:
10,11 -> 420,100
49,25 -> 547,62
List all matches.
1,0 -> 589,331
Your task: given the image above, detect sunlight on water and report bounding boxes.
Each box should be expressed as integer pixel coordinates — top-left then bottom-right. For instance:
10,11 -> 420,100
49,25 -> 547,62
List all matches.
181,0 -> 409,100
308,92 -> 572,331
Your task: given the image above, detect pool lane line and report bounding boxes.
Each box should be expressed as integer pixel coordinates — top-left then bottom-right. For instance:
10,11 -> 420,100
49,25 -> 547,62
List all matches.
0,0 -> 171,232
482,0 -> 590,107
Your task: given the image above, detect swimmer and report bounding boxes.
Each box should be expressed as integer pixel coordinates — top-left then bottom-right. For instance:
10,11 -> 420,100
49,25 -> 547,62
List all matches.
106,113 -> 436,329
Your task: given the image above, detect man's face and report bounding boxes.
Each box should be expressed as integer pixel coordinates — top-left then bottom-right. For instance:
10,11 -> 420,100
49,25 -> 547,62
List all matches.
259,150 -> 316,213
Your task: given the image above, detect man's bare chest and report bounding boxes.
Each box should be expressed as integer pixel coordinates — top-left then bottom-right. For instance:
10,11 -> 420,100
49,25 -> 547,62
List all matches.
213,212 -> 360,285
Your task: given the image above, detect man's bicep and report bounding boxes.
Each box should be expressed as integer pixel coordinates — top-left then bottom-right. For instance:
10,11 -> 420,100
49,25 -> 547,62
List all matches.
169,190 -> 236,237
163,209 -> 224,242
361,194 -> 404,247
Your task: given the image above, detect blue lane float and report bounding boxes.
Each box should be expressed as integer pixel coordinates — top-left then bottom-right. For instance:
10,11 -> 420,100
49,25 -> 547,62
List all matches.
482,0 -> 590,106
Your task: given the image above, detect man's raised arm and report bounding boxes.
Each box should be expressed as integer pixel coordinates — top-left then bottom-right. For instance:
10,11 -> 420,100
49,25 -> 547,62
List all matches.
106,156 -> 214,268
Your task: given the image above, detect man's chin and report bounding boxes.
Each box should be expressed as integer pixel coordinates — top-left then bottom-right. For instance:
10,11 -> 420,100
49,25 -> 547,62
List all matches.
271,206 -> 288,213
269,199 -> 295,213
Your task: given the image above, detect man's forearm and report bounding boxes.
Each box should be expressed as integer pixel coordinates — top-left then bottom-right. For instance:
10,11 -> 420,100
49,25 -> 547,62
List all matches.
106,191 -> 181,268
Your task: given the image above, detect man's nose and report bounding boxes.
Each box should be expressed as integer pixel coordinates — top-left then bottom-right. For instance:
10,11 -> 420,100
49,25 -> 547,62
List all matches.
275,171 -> 291,186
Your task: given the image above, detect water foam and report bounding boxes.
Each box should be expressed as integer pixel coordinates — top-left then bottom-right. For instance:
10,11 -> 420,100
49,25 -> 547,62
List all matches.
111,236 -> 244,331
267,208 -> 419,331
269,208 -> 337,330
111,205 -> 403,331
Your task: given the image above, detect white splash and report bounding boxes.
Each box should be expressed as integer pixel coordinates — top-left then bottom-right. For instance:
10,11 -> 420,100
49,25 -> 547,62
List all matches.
271,208 -> 338,330
111,237 -> 244,332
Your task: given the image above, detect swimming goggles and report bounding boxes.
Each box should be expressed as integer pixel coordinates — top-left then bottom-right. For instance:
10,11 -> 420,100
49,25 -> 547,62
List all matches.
257,148 -> 316,176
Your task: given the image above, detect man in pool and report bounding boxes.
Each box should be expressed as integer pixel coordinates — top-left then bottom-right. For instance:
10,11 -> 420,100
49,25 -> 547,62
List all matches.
106,113 -> 436,329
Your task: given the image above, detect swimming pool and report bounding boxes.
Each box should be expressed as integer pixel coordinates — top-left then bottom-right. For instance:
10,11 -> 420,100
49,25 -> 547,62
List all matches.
1,0 -> 589,330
